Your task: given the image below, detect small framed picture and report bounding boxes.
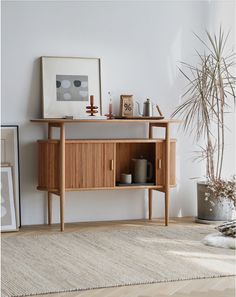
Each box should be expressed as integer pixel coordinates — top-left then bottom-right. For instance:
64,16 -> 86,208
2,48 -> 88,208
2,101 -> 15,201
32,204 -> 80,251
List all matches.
1,167 -> 17,232
120,95 -> 134,117
41,56 -> 102,118
1,125 -> 21,227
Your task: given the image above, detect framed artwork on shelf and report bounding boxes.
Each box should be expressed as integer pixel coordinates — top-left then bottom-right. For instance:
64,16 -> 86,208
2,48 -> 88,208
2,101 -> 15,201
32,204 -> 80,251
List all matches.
0,167 -> 17,232
1,125 -> 21,227
120,95 -> 134,117
41,56 -> 102,118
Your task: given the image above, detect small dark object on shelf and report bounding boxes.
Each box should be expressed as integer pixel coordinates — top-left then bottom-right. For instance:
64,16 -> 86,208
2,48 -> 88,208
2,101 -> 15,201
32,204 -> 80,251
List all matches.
63,116 -> 74,119
105,111 -> 115,119
156,105 -> 164,117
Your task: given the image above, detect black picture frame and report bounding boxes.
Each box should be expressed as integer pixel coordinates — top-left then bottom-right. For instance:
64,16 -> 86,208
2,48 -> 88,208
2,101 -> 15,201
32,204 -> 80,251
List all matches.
1,125 -> 21,227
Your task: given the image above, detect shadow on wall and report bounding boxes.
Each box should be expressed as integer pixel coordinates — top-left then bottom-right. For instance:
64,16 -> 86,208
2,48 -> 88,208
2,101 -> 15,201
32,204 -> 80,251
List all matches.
27,58 -> 42,120
20,53 -> 46,193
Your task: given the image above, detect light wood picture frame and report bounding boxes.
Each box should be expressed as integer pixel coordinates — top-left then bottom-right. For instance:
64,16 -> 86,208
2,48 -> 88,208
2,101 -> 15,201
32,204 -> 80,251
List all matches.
41,56 -> 102,118
1,125 -> 21,227
1,167 -> 17,232
120,95 -> 134,117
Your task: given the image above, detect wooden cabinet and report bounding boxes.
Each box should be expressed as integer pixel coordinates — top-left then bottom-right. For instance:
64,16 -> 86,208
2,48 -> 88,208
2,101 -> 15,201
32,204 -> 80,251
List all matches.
32,119 -> 179,231
38,139 -> 176,191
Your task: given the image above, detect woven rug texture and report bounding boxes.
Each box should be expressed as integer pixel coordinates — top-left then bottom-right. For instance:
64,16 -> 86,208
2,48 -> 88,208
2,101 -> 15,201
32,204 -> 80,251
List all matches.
1,224 -> 236,297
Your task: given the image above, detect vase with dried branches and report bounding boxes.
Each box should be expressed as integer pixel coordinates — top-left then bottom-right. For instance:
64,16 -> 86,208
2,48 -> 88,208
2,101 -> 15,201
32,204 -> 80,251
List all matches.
172,28 -> 236,221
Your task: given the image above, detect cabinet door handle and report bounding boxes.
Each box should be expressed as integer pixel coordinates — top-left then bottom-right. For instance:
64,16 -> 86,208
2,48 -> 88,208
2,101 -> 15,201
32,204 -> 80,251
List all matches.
110,159 -> 114,171
158,159 -> 162,169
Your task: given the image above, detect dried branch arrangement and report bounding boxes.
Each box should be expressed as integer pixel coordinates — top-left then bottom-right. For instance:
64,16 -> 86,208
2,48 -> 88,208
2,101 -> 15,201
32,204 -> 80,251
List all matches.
207,176 -> 236,207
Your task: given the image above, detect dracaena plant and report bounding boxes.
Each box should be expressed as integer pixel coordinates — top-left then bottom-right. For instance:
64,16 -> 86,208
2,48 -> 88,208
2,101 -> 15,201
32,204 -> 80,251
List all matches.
172,28 -> 236,186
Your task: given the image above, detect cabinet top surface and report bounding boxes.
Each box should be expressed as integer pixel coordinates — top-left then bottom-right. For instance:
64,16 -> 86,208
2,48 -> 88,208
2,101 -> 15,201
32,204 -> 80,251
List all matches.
31,118 -> 180,124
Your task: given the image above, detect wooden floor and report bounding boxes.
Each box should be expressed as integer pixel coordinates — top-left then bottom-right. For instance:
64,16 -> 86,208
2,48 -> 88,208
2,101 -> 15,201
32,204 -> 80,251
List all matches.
2,217 -> 235,297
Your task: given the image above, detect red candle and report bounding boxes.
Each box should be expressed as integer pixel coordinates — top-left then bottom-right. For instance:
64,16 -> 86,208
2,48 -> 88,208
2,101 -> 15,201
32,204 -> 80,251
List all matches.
90,95 -> 94,106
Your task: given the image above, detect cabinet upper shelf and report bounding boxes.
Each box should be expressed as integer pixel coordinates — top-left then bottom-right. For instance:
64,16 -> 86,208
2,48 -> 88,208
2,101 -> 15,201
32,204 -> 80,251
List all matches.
31,118 -> 181,124
38,138 -> 177,144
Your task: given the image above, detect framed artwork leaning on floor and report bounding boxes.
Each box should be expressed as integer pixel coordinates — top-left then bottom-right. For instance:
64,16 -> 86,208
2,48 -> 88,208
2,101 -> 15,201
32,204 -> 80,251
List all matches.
1,125 -> 21,227
0,167 -> 17,232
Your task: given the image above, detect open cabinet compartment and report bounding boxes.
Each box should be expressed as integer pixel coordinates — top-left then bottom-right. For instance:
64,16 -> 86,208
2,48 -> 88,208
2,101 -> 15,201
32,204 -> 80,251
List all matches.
116,142 -> 156,185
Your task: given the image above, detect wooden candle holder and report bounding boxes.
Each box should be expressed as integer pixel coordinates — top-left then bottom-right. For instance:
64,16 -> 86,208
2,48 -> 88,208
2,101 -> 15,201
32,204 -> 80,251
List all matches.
86,95 -> 98,116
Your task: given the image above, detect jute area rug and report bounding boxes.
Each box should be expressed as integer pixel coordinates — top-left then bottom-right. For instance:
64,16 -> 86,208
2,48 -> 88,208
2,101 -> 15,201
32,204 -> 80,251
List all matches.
1,224 -> 235,297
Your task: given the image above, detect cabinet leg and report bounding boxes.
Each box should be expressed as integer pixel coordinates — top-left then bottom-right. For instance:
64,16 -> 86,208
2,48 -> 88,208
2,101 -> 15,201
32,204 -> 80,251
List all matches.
165,190 -> 169,226
148,189 -> 152,220
165,123 -> 170,226
59,123 -> 65,232
48,125 -> 53,226
60,193 -> 65,232
48,192 -> 52,225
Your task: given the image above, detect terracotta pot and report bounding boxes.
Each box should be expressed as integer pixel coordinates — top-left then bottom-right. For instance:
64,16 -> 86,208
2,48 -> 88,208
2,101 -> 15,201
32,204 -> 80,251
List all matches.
197,182 -> 232,221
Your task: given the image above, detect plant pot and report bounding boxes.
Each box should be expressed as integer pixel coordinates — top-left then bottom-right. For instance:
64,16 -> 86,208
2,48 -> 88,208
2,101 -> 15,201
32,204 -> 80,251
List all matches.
197,182 -> 232,221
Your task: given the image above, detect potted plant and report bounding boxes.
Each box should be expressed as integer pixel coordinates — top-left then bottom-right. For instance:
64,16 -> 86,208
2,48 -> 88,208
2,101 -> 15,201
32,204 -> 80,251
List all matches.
172,28 -> 236,221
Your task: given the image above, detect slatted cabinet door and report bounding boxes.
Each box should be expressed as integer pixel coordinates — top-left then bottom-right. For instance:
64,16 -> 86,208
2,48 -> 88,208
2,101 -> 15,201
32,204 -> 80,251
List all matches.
156,140 -> 176,187
38,141 -> 59,190
65,142 -> 115,189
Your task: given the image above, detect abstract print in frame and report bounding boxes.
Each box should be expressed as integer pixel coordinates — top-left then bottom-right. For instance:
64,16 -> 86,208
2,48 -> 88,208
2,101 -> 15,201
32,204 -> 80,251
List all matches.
41,56 -> 102,118
1,125 -> 21,228
1,167 -> 17,232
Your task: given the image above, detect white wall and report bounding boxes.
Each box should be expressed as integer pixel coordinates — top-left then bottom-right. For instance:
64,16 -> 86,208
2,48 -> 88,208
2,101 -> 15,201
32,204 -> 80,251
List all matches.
207,1 -> 236,180
2,0 -> 235,225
